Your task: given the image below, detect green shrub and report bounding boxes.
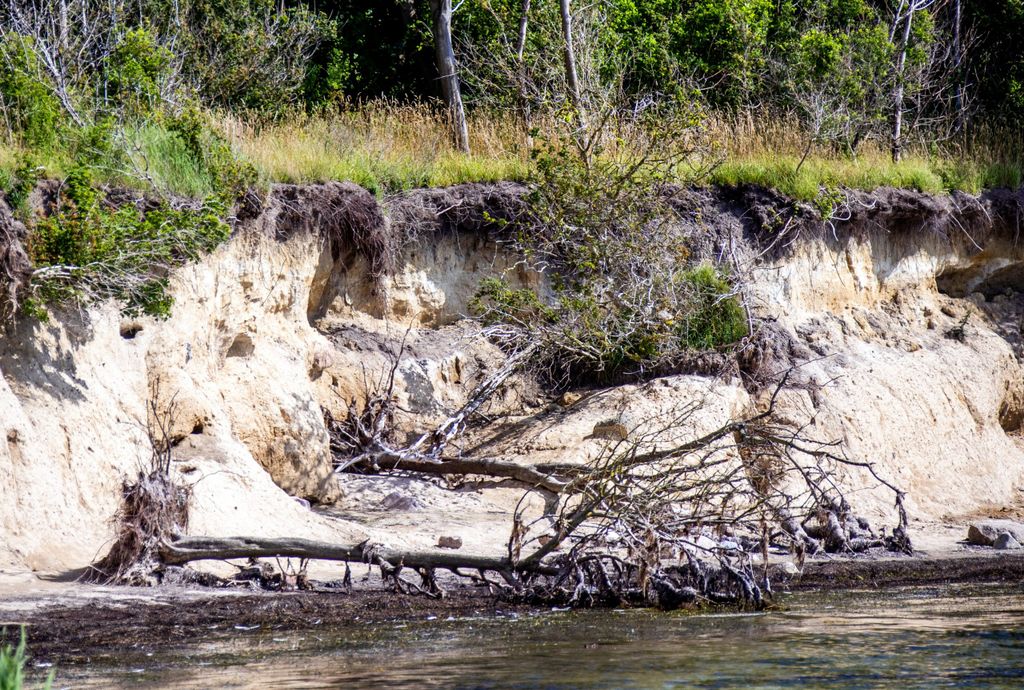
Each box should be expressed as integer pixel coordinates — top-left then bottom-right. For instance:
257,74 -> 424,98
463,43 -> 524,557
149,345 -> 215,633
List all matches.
167,107 -> 257,199
4,156 -> 43,213
472,109 -> 746,384
26,167 -> 230,318
105,26 -> 174,117
0,37 -> 63,148
679,265 -> 749,349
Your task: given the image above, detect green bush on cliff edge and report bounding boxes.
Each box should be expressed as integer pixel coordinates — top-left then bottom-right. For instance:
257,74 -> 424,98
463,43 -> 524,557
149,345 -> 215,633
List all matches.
22,167 -> 229,320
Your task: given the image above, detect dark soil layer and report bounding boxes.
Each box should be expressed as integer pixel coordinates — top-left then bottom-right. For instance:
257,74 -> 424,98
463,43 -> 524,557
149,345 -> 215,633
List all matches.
6,550 -> 1024,664
788,550 -> 1024,591
5,586 -> 530,663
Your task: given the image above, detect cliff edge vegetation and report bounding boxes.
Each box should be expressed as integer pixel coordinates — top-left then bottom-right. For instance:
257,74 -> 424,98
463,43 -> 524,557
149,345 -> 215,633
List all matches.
0,0 -> 1023,206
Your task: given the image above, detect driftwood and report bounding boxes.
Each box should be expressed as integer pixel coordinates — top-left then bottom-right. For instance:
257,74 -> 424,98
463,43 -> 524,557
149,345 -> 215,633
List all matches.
160,536 -> 558,576
366,454 -> 568,494
99,335 -> 911,610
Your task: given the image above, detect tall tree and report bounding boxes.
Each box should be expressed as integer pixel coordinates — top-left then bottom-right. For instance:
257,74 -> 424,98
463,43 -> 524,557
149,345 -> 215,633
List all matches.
891,0 -> 929,162
430,0 -> 470,153
559,0 -> 586,130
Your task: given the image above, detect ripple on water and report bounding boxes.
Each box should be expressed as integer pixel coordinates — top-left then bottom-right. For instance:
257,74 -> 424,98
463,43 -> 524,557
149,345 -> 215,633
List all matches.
50,582 -> 1024,689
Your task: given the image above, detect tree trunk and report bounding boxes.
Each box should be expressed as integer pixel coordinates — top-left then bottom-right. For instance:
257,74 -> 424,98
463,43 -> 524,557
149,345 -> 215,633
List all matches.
559,0 -> 586,130
430,0 -> 470,153
161,536 -> 559,576
892,1 -> 916,162
515,0 -> 531,61
516,0 -> 534,147
342,453 -> 569,494
952,0 -> 964,129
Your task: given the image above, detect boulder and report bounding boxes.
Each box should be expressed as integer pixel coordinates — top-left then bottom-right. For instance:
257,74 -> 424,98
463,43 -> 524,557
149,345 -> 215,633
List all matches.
994,533 -> 1023,550
966,519 -> 1024,546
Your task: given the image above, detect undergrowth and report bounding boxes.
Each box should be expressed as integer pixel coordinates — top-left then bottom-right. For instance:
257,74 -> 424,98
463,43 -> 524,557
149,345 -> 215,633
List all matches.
470,110 -> 749,384
23,167 -> 229,319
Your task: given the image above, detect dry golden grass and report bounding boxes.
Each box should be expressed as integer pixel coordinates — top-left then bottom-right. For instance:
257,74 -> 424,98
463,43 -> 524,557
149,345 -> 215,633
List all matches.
213,101 -> 1021,200
216,102 -> 530,193
4,100 -> 1019,200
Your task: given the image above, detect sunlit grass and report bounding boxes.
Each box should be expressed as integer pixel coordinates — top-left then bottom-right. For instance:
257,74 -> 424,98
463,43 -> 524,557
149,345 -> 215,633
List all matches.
216,103 -> 529,194
127,124 -> 214,198
705,113 -> 1024,200
1,102 -> 1020,200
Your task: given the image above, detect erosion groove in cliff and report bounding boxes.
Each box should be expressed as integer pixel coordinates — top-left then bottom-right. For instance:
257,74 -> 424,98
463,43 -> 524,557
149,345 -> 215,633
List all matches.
0,181 -> 1023,579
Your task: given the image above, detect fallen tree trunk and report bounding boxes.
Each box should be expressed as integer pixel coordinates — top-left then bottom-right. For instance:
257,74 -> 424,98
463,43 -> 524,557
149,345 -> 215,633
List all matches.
160,536 -> 559,576
349,455 -> 568,493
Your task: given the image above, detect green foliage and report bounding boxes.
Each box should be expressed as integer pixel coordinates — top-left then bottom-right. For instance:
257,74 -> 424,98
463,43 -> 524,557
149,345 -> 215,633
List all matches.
0,37 -> 63,148
105,26 -> 174,117
0,628 -> 53,690
674,0 -> 776,104
473,113 -> 746,383
167,0 -> 329,112
166,107 -> 256,198
470,276 -> 554,328
5,156 -> 43,212
0,630 -> 25,690
26,167 -> 230,318
679,265 -> 750,350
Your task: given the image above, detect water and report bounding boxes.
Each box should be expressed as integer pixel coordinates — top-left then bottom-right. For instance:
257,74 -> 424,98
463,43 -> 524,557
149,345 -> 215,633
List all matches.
51,583 -> 1024,689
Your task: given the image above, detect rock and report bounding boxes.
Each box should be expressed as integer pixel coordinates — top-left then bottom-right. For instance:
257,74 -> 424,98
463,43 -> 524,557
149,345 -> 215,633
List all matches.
693,535 -> 718,551
994,533 -> 1022,550
557,391 -> 582,407
437,536 -> 463,550
966,519 -> 1024,546
592,421 -> 629,441
777,561 -> 801,577
380,492 -> 425,512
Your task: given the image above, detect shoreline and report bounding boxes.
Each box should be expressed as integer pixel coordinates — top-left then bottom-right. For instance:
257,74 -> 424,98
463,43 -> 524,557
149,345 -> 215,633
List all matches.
4,547 -> 1023,662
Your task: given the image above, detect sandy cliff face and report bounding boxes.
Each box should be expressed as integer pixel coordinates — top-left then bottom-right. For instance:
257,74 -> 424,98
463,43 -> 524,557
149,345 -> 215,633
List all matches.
1,183 -> 1022,572
738,189 -> 1024,520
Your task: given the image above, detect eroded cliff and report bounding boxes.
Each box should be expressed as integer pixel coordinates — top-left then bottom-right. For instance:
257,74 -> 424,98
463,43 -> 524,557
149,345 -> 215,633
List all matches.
1,182 -> 1022,573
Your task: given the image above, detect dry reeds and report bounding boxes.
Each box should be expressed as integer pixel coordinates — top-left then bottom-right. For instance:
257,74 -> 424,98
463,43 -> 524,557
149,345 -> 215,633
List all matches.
216,101 -> 530,193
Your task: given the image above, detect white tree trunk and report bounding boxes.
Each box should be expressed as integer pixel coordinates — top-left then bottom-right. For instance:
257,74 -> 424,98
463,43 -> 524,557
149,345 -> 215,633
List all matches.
559,0 -> 586,130
892,1 -> 917,162
431,0 -> 470,153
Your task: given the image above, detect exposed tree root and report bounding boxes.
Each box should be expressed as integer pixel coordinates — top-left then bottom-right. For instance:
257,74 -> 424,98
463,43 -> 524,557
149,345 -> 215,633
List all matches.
87,470 -> 190,585
87,380 -> 191,585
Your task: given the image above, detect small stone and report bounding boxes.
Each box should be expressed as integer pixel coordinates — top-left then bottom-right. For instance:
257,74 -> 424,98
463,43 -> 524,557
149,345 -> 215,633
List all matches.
994,533 -> 1022,550
777,561 -> 800,576
437,535 -> 463,549
592,421 -> 629,441
557,391 -> 582,407
380,492 -> 424,511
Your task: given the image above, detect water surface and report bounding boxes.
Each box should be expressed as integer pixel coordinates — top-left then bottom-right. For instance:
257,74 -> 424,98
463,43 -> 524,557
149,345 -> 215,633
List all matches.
51,582 -> 1024,689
